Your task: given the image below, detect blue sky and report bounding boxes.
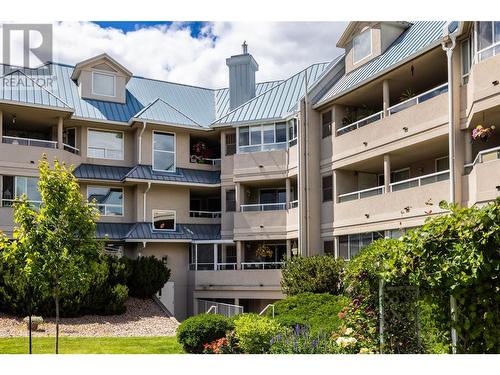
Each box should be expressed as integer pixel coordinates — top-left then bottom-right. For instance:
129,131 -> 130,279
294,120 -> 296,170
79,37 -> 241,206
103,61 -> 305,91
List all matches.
93,21 -> 207,37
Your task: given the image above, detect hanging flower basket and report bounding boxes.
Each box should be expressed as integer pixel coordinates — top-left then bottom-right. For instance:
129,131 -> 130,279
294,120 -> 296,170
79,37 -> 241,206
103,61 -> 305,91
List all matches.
256,244 -> 273,259
472,125 -> 495,142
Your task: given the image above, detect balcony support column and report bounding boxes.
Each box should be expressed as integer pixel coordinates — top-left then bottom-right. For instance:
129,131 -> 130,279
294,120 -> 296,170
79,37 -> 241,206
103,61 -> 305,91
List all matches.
465,129 -> 473,164
213,243 -> 218,271
235,182 -> 242,212
57,117 -> 64,150
383,154 -> 391,194
285,178 -> 291,209
236,241 -> 242,270
383,80 -> 390,117
286,239 -> 292,260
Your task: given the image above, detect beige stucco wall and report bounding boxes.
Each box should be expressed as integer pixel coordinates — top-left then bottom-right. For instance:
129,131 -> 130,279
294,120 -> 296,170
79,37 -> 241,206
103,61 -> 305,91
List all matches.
344,23 -> 382,74
464,158 -> 500,205
77,68 -> 128,104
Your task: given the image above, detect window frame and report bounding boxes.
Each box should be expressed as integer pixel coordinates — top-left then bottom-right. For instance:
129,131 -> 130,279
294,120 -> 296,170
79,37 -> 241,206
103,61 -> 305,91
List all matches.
435,156 -> 449,173
152,209 -> 176,232
323,239 -> 335,256
87,128 -> 124,161
475,21 -> 500,62
321,110 -> 332,139
14,176 -> 41,204
91,70 -> 116,97
87,185 -> 124,217
225,189 -> 236,212
352,28 -> 373,65
322,174 -> 333,202
152,130 -> 176,173
237,123 -> 289,153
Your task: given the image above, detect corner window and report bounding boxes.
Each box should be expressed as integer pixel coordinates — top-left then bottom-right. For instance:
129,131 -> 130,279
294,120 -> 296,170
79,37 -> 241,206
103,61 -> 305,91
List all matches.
225,189 -> 236,212
87,186 -> 123,216
153,131 -> 175,172
322,111 -> 332,138
476,21 -> 500,62
152,210 -> 176,231
238,123 -> 288,153
353,29 -> 372,64
288,118 -> 298,146
92,71 -> 116,97
322,175 -> 333,202
87,129 -> 124,160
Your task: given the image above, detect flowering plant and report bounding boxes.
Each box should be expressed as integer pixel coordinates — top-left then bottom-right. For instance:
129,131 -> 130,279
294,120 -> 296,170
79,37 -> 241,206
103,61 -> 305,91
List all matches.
191,141 -> 212,163
202,331 -> 240,354
270,324 -> 333,354
256,244 -> 273,259
471,125 -> 495,142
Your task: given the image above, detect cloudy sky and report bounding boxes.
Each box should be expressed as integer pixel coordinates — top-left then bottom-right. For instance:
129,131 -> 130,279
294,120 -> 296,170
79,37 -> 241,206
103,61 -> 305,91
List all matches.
43,21 -> 346,88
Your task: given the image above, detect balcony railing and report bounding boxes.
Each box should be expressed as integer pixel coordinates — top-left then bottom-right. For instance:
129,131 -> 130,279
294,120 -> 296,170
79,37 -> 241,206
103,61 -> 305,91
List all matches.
216,263 -> 238,270
289,200 -> 299,209
338,186 -> 385,203
388,83 -> 448,115
240,203 -> 287,212
2,199 -> 42,208
63,143 -> 80,155
189,210 -> 222,218
390,170 -> 449,192
189,262 -> 282,271
2,136 -> 57,149
464,146 -> 500,174
238,142 -> 287,154
190,157 -> 221,166
336,111 -> 383,136
476,41 -> 500,63
241,262 -> 284,270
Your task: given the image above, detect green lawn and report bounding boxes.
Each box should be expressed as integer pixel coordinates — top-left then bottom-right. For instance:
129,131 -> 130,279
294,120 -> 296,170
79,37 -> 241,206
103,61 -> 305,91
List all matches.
0,336 -> 184,354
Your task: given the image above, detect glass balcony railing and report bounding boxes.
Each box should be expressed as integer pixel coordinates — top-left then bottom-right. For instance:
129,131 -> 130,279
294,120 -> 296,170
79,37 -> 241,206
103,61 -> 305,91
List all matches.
2,136 -> 57,148
240,203 -> 287,212
189,210 -> 222,218
464,146 -> 500,174
338,186 -> 385,203
336,111 -> 383,136
388,83 -> 448,116
390,170 -> 449,192
476,42 -> 500,63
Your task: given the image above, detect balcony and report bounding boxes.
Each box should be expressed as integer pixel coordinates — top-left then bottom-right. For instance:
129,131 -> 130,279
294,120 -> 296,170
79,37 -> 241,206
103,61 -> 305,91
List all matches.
240,202 -> 286,212
464,146 -> 500,205
390,170 -> 450,192
189,210 -> 222,218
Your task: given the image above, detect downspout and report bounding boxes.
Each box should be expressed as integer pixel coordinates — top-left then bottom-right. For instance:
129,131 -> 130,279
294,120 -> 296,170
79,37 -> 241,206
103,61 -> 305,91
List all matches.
138,121 -> 147,164
303,70 -> 309,257
143,182 -> 151,222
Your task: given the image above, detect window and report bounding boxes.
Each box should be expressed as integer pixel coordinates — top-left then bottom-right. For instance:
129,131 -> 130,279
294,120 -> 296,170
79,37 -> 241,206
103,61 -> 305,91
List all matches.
92,71 -> 116,97
322,175 -> 333,202
87,186 -> 123,216
238,123 -> 288,153
323,240 -> 334,256
87,129 -> 123,160
337,231 -> 384,259
152,210 -> 176,231
288,118 -> 298,146
226,189 -> 236,212
435,156 -> 449,172
461,39 -> 472,84
225,132 -> 236,156
153,131 -> 175,172
391,168 -> 410,183
322,111 -> 332,138
259,188 -> 286,209
2,176 -> 41,207
476,22 -> 500,62
353,29 -> 372,64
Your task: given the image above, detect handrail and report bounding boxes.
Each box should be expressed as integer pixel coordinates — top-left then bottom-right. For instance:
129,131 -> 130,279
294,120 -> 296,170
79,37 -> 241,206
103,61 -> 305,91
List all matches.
471,146 -> 500,167
241,261 -> 284,270
190,157 -> 221,165
1,199 -> 42,207
240,202 -> 286,212
289,200 -> 299,209
2,135 -> 57,148
216,263 -> 238,270
388,83 -> 448,115
63,143 -> 80,155
238,141 -> 287,153
336,110 -> 383,135
338,185 -> 384,202
189,210 -> 222,218
206,305 -> 218,314
259,304 -> 275,318
390,170 -> 449,192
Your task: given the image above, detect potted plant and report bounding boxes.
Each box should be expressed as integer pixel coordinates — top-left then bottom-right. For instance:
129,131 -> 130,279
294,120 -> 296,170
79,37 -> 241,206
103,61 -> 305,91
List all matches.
256,244 -> 273,259
399,88 -> 416,102
191,141 -> 212,164
23,316 -> 43,331
472,125 -> 495,142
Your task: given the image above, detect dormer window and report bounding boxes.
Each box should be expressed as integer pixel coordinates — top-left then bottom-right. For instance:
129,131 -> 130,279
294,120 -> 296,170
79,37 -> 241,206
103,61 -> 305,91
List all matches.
353,29 -> 372,64
92,71 -> 116,97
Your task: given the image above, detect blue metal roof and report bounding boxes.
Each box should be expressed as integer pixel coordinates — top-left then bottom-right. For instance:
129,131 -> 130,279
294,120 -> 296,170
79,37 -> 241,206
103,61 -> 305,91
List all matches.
126,165 -> 220,185
213,62 -> 331,125
132,98 -> 201,127
316,21 -> 446,106
96,222 -> 135,240
126,223 -> 221,241
73,164 -> 132,181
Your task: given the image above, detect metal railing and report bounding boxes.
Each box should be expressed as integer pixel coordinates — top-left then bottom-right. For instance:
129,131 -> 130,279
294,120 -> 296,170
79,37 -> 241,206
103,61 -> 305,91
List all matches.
289,138 -> 297,147
197,299 -> 244,317
63,143 -> 80,155
390,170 -> 449,192
216,263 -> 238,270
189,210 -> 222,218
188,262 -> 217,271
388,83 -> 448,115
289,200 -> 299,209
240,202 -> 286,212
2,136 -> 57,149
239,141 -> 287,153
241,262 -> 284,270
476,41 -> 500,63
1,199 -> 42,208
336,111 -> 383,136
190,157 -> 221,165
338,186 -> 385,203
259,304 -> 275,318
464,146 -> 500,174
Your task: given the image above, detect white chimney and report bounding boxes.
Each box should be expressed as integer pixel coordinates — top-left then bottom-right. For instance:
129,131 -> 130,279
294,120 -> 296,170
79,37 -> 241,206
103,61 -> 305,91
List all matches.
226,41 -> 259,110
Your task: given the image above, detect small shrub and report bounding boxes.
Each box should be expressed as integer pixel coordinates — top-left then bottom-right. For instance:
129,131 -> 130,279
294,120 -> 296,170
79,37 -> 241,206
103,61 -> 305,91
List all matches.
281,256 -> 345,296
272,293 -> 350,335
233,313 -> 286,354
177,314 -> 231,354
270,324 -> 333,354
126,256 -> 171,298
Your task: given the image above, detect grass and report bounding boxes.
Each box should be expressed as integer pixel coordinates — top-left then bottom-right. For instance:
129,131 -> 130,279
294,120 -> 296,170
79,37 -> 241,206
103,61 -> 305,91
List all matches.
0,336 -> 184,354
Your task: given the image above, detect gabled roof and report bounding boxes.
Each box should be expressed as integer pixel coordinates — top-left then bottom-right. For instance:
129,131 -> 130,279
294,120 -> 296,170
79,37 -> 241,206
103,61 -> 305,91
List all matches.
131,98 -> 201,127
315,21 -> 446,107
212,62 -> 330,125
71,53 -> 133,82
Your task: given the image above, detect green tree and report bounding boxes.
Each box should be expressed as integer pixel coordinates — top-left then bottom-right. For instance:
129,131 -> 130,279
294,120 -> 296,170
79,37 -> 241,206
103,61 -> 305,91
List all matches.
1,157 -> 106,353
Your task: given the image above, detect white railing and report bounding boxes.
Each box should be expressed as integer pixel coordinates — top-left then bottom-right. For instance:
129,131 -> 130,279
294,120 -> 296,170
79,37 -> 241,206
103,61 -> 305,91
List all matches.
2,136 -> 57,149
189,210 -> 222,218
388,83 -> 448,115
289,138 -> 298,147
216,263 -> 238,271
189,262 -> 216,271
289,200 -> 299,209
240,203 -> 286,212
238,141 -> 287,154
63,143 -> 80,155
87,147 -> 123,160
338,186 -> 385,203
1,199 -> 42,208
464,146 -> 500,174
336,111 -> 383,136
476,41 -> 500,63
390,170 -> 449,192
197,299 -> 244,317
259,304 -> 275,318
190,157 -> 221,165
241,262 -> 284,270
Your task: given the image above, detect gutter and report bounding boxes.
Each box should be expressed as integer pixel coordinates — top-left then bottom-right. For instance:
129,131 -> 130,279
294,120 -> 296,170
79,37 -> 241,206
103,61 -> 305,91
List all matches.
143,182 -> 151,222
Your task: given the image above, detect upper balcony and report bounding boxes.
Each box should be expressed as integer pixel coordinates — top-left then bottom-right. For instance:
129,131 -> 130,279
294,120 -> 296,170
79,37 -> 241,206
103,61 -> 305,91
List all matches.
189,188 -> 221,224
189,134 -> 221,170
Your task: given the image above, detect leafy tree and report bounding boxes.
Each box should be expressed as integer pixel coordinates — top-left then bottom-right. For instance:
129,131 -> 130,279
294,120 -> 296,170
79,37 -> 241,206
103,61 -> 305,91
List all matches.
1,157 -> 106,353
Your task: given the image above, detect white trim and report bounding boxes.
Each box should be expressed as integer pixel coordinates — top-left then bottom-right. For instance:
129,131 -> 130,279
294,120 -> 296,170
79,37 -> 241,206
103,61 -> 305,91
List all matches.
152,130 -> 176,173
86,185 -> 124,217
125,178 -> 220,188
152,209 -> 176,232
91,70 -> 116,98
352,28 -> 373,65
389,170 -> 450,191
87,128 -> 124,161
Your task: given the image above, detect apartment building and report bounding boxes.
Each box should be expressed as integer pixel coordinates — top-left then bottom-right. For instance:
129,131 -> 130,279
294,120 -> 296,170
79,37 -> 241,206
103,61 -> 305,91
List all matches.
0,21 -> 498,320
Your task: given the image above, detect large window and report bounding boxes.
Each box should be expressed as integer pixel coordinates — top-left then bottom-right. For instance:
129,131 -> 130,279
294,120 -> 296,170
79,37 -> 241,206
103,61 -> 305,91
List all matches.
87,129 -> 123,160
87,186 -> 123,216
225,189 -> 236,212
476,22 -> 500,62
2,176 -> 41,207
322,111 -> 332,138
153,131 -> 175,172
322,175 -> 333,202
92,71 -> 116,97
353,29 -> 372,64
338,231 -> 384,259
237,122 -> 288,153
323,240 -> 334,256
152,210 -> 176,231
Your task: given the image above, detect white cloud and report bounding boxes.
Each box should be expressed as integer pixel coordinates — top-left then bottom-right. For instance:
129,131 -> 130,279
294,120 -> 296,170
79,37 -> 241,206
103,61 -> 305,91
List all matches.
3,21 -> 347,88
